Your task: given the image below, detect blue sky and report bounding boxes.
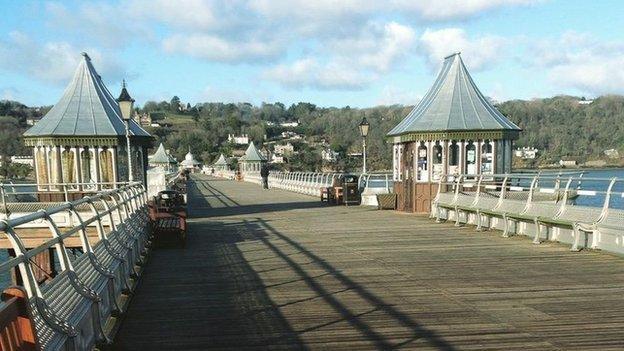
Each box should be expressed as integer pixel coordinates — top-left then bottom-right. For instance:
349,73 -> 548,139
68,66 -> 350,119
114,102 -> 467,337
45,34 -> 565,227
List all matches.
1,0 -> 623,108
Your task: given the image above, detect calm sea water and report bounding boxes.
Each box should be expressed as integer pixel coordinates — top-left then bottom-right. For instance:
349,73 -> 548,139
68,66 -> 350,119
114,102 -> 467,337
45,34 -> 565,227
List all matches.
1,168 -> 623,289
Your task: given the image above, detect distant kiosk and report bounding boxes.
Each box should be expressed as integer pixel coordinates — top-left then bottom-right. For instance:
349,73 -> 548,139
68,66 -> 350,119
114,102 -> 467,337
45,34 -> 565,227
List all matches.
23,53 -> 152,201
239,142 -> 266,173
387,53 -> 521,213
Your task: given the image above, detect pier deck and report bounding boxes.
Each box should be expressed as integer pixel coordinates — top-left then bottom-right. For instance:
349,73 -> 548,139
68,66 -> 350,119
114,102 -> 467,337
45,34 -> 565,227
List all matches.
114,175 -> 624,350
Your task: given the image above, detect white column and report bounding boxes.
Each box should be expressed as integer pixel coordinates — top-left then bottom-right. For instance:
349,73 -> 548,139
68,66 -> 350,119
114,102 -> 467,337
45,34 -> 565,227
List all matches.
427,140 -> 433,182
458,140 -> 465,175
492,140 -> 498,174
94,147 -> 101,189
111,147 -> 118,188
442,140 -> 448,177
74,147 -> 81,190
477,140 -> 483,175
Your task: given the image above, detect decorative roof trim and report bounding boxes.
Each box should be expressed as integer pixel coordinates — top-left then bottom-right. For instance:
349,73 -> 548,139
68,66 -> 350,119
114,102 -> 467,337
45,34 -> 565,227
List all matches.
389,129 -> 520,143
24,135 -> 152,147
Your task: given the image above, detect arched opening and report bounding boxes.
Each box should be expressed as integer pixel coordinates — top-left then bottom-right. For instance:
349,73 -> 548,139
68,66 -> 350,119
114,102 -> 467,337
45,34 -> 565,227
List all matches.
35,147 -> 48,189
465,141 -> 477,174
416,142 -> 428,181
61,148 -> 76,187
81,148 -> 97,188
49,148 -> 60,187
481,141 -> 493,174
448,141 -> 459,175
100,148 -> 114,187
432,142 -> 443,180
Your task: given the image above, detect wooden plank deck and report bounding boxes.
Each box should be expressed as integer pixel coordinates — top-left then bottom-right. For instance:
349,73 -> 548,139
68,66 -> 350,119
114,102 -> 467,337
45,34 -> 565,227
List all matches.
113,175 -> 624,350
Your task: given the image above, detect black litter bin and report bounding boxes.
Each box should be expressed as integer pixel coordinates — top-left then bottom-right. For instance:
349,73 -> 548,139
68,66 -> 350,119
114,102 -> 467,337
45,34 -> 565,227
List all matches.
341,174 -> 360,206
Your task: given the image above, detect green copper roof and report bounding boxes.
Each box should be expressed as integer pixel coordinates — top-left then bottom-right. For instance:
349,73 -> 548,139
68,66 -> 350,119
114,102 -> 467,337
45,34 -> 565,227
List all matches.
149,143 -> 176,164
240,142 -> 266,162
213,153 -> 227,166
24,53 -> 150,138
387,53 -> 520,137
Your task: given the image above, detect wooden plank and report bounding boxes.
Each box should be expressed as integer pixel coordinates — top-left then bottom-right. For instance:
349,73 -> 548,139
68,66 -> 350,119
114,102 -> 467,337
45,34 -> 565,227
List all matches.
114,175 -> 624,350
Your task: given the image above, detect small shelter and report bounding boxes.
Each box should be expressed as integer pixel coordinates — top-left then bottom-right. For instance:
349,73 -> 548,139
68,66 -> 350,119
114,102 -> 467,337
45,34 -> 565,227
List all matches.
149,143 -> 178,172
213,154 -> 228,171
239,142 -> 266,173
387,53 -> 521,213
180,149 -> 200,172
23,53 -> 152,201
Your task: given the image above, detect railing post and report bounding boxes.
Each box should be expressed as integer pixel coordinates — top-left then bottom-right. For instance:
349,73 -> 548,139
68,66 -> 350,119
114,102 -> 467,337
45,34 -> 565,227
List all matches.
1,184 -> 8,218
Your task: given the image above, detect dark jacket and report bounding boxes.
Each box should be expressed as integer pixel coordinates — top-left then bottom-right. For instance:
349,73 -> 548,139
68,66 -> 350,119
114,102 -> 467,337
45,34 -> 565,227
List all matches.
260,165 -> 269,177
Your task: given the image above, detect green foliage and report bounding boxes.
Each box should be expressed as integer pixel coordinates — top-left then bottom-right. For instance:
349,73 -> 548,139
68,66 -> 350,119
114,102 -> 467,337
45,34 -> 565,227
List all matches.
497,95 -> 624,164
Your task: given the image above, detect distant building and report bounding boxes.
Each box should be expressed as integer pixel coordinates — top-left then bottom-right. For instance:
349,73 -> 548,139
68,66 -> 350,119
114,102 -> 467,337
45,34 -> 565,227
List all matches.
577,99 -> 593,105
26,118 -> 38,126
148,143 -> 178,172
180,149 -> 200,172
604,149 -> 620,159
239,142 -> 266,172
321,148 -> 339,162
274,142 -> 294,155
280,121 -> 299,128
559,159 -> 578,167
270,154 -> 285,164
10,156 -> 34,167
228,134 -> 250,145
281,131 -> 303,140
514,147 -> 538,159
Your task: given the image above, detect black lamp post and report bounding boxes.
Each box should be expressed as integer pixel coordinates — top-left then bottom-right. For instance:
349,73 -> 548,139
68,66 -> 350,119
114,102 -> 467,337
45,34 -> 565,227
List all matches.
117,80 -> 135,183
358,117 -> 370,173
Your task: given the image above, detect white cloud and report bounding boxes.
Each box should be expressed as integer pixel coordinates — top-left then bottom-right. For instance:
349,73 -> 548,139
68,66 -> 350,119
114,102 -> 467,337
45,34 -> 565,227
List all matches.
419,28 -> 507,70
249,0 -> 540,21
391,0 -> 541,20
330,22 -> 416,73
0,31 -> 125,85
162,33 -> 284,62
263,58 -> 373,90
46,2 -> 151,48
527,32 -> 624,95
129,0 -> 220,30
264,21 -> 416,90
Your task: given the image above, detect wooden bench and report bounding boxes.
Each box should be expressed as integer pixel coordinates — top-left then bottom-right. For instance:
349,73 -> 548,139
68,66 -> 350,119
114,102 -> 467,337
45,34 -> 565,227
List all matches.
0,287 -> 37,350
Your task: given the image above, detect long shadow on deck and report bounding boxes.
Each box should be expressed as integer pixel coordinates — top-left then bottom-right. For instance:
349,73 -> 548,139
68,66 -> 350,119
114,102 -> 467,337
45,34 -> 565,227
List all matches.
113,192 -> 310,350
116,177 -> 454,350
240,218 -> 456,351
188,179 -> 327,218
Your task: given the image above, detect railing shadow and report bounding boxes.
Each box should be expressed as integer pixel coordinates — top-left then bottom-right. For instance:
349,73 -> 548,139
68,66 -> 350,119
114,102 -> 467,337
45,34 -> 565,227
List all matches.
242,218 -> 456,350
114,212 -> 309,349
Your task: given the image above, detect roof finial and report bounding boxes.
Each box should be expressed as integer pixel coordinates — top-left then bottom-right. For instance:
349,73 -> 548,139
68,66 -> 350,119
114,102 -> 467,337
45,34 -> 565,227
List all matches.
444,52 -> 461,60
122,79 -> 127,89
81,52 -> 91,60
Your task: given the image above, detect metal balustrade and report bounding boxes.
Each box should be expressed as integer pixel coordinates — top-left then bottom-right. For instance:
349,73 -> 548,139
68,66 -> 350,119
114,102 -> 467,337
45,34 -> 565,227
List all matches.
0,183 -> 150,350
213,170 -> 397,203
433,173 -> 624,254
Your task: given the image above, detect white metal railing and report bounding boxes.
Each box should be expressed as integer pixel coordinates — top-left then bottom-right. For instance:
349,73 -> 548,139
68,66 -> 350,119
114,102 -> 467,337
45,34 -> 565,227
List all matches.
0,183 -> 150,349
432,172 -> 624,254
212,170 -> 397,201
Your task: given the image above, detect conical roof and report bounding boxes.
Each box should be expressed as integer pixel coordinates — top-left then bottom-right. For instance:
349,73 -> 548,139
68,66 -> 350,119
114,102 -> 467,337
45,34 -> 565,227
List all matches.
213,153 -> 227,166
387,53 -> 520,137
240,142 -> 266,162
149,143 -> 175,164
24,53 -> 150,138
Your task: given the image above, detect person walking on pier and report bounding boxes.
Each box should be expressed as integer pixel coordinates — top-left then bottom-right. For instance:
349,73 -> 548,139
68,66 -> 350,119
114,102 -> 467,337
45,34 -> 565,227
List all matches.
261,164 -> 270,189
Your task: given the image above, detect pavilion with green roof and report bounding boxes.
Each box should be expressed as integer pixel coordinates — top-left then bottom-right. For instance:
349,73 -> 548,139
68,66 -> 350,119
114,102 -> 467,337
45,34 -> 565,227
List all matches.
387,53 -> 521,213
148,143 -> 178,172
23,52 -> 152,199
212,154 -> 228,171
239,142 -> 266,173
